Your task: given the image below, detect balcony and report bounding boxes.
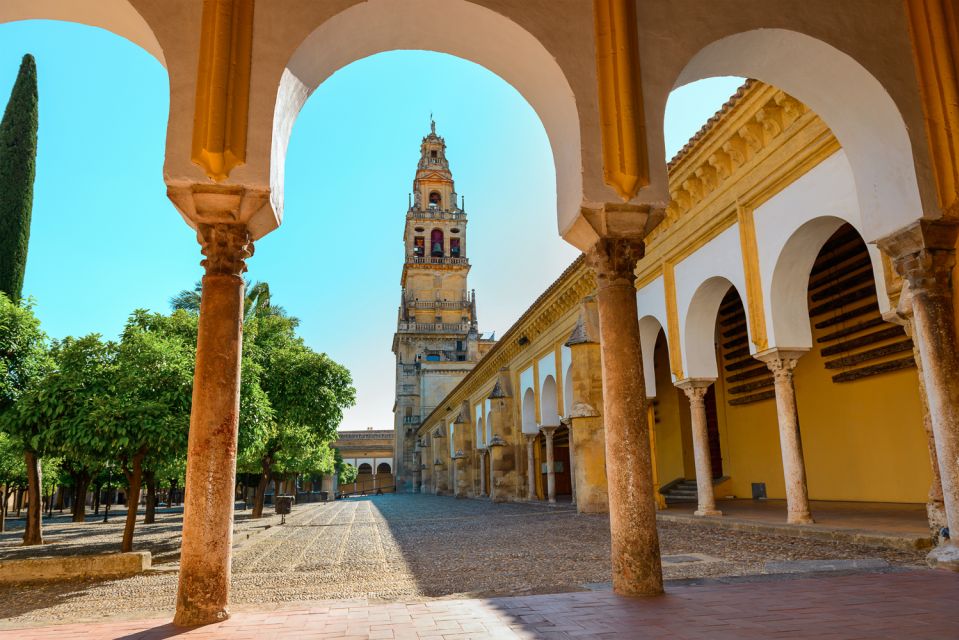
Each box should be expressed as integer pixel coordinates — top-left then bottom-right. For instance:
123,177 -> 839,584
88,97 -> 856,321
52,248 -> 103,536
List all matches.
406,299 -> 470,310
406,256 -> 469,267
403,416 -> 421,425
408,208 -> 466,221
397,322 -> 471,334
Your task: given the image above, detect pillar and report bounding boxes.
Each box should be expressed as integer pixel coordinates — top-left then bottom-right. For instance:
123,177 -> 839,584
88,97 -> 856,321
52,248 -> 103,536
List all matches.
879,220 -> 959,569
541,426 -> 559,503
755,348 -> 814,525
478,449 -> 487,497
676,380 -> 721,516
587,237 -> 663,597
174,223 -> 252,626
524,434 -> 537,500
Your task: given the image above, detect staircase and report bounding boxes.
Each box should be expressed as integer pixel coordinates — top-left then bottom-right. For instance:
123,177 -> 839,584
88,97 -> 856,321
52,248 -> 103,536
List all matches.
660,479 -> 698,505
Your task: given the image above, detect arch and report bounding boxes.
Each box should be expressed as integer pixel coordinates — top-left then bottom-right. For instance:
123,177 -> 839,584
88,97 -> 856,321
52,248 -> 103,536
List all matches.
639,315 -> 667,398
376,462 -> 392,474
768,216 -> 849,350
540,375 -> 559,426
273,0 -> 580,232
357,463 -> 373,474
521,387 -> 537,434
430,228 -> 445,257
683,277 -> 737,379
485,408 -> 493,443
0,1 -> 165,67
672,29 -> 923,242
475,415 -> 485,447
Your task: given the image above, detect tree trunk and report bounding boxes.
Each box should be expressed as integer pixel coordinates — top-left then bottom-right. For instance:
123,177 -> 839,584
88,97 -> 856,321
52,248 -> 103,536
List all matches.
23,450 -> 43,545
252,457 -> 271,519
120,452 -> 145,553
73,474 -> 90,523
144,471 -> 157,525
120,451 -> 146,553
15,485 -> 23,516
0,483 -> 6,532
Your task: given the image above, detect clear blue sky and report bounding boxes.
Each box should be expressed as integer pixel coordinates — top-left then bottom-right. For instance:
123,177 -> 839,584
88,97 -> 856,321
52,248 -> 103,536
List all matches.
0,20 -> 743,430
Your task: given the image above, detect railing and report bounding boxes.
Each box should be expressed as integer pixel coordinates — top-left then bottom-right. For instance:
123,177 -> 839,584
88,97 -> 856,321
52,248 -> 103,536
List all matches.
408,208 -> 466,221
397,322 -> 471,334
407,256 -> 468,266
403,416 -> 421,425
406,299 -> 470,310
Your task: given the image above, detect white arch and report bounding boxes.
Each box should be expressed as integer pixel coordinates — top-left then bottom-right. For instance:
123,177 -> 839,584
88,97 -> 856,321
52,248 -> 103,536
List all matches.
674,28 -> 923,242
563,364 -> 573,417
541,375 -> 559,426
273,0 -> 580,231
683,277 -> 737,379
521,387 -> 537,434
639,315 -> 666,398
0,1 -> 165,66
475,415 -> 485,448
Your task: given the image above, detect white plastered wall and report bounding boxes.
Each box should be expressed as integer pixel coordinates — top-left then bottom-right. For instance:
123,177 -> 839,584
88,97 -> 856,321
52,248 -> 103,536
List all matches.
676,225 -> 750,379
636,276 -> 670,397
754,150 -> 889,350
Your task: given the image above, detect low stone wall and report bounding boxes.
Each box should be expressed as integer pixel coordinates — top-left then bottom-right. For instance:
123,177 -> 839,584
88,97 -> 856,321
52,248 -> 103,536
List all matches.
0,551 -> 151,583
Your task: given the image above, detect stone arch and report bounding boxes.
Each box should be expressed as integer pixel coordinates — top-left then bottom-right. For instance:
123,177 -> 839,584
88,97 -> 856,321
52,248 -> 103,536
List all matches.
540,375 -> 559,426
0,1 -> 165,66
475,414 -> 485,447
273,0 -> 580,233
683,276 -> 737,379
639,315 -> 667,398
521,387 -> 537,434
671,28 -> 924,242
376,462 -> 392,474
357,462 -> 373,474
768,216 -> 880,350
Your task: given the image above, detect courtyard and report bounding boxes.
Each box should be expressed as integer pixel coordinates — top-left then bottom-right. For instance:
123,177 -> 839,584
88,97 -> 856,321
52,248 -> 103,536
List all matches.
0,494 -> 936,633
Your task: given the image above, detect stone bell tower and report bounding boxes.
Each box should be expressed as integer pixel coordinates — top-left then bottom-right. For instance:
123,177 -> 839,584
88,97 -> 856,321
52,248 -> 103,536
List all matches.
392,121 -> 491,492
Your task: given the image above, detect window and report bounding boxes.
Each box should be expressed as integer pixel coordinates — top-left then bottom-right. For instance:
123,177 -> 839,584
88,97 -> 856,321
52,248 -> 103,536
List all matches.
450,237 -> 461,257
431,229 -> 444,257
413,236 -> 424,257
430,150 -> 437,158
429,191 -> 441,206
456,340 -> 464,351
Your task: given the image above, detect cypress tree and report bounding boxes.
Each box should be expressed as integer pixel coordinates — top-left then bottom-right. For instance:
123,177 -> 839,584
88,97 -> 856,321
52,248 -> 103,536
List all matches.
0,54 -> 38,303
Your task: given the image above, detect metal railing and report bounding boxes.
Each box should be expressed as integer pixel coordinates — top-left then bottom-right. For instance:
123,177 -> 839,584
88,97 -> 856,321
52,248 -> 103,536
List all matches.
407,256 -> 468,266
396,322 -> 471,334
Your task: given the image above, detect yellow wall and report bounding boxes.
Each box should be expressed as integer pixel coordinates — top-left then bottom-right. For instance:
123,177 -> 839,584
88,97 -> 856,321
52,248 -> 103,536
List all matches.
652,332 -> 688,485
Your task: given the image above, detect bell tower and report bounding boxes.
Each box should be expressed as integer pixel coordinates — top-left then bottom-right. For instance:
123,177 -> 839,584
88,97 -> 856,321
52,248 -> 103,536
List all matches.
392,121 -> 489,492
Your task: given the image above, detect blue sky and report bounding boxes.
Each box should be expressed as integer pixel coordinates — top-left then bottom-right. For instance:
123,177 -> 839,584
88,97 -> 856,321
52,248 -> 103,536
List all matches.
0,20 -> 743,430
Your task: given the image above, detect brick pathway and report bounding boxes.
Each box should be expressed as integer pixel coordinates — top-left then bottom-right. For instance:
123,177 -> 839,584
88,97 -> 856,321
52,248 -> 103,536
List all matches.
9,569 -> 958,639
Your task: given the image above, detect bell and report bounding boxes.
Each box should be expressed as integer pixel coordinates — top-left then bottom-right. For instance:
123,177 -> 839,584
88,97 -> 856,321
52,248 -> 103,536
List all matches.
432,242 -> 443,256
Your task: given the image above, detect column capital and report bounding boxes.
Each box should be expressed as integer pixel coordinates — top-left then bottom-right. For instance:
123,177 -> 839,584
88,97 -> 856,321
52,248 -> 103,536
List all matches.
676,378 -> 714,404
524,433 -> 537,445
540,425 -> 560,439
877,220 -> 959,298
198,223 -> 253,277
586,237 -> 645,289
754,348 -> 807,379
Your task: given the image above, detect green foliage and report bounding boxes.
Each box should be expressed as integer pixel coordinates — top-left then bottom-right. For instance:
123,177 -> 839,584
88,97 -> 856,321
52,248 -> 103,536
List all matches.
0,293 -> 51,453
338,462 -> 358,486
0,430 -> 25,486
0,54 -> 38,303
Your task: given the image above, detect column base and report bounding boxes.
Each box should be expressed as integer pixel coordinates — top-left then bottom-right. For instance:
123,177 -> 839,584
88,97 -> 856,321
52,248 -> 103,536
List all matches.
173,605 -> 229,628
694,509 -> 722,517
787,512 -> 815,525
927,541 -> 959,571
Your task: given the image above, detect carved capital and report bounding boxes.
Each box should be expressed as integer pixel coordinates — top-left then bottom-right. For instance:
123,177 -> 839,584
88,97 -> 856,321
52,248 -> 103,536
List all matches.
540,425 -> 559,440
676,379 -> 713,406
754,348 -> 807,382
586,237 -> 645,288
878,220 -> 959,299
197,223 -> 253,276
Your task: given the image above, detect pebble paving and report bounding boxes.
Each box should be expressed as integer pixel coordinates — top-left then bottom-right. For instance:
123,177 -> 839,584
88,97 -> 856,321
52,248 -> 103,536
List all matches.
0,494 -> 928,628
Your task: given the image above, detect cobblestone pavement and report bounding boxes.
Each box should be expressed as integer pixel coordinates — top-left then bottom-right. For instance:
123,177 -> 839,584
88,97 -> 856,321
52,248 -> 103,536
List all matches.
0,494 -> 929,628
10,569 -> 959,639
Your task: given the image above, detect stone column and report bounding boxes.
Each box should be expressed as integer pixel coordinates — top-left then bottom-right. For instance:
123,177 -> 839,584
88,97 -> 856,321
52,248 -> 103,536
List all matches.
676,380 -> 721,517
879,220 -> 959,568
175,223 -> 252,626
478,448 -> 487,497
587,237 -> 663,597
541,426 -> 559,503
755,348 -> 814,525
525,434 -> 537,500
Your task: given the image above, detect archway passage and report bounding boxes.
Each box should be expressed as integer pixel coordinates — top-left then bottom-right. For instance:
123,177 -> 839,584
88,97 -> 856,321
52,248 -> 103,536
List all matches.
539,426 -> 572,499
